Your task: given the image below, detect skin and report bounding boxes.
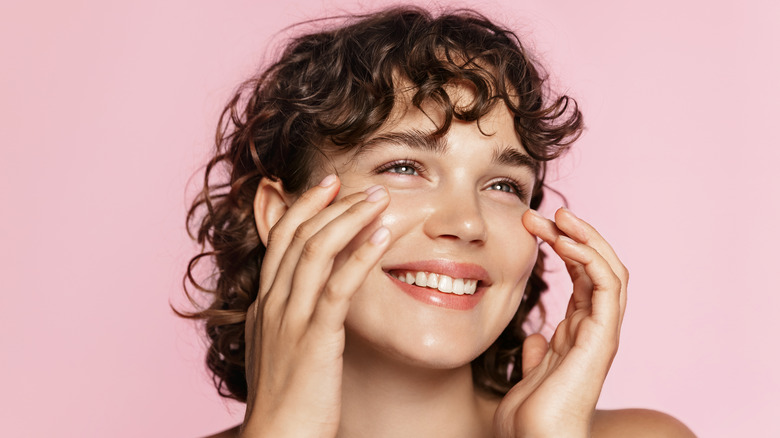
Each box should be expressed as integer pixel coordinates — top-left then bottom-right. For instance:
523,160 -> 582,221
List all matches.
207,94 -> 696,438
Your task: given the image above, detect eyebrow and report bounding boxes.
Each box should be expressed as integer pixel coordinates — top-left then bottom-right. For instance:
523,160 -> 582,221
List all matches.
358,129 -> 537,172
359,129 -> 447,154
492,146 -> 537,172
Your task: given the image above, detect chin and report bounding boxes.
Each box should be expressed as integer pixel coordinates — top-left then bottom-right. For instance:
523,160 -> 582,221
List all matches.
345,323 -> 489,370
344,296 -> 516,371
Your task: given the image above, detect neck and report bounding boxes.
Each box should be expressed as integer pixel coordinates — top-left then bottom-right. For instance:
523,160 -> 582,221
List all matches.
338,332 -> 495,438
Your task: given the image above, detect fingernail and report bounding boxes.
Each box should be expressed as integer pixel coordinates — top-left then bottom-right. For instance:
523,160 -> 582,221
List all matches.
370,227 -> 390,245
365,184 -> 383,194
366,187 -> 387,202
560,206 -> 577,218
319,174 -> 338,187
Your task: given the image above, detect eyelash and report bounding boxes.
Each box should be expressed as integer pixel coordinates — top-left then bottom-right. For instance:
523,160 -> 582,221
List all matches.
374,159 -> 528,201
487,177 -> 528,201
374,159 -> 423,176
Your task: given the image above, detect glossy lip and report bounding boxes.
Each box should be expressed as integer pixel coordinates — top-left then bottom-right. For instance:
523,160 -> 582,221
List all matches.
382,260 -> 491,311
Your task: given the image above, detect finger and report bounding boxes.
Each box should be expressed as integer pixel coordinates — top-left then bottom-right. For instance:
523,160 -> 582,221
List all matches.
265,189 -> 376,310
566,262 -> 594,313
283,187 -> 390,326
311,225 -> 392,331
521,333 -> 549,377
521,209 -> 565,244
552,235 -> 622,332
553,208 -> 629,326
262,185 -> 381,311
258,174 -> 341,296
553,207 -> 627,282
522,210 -> 594,305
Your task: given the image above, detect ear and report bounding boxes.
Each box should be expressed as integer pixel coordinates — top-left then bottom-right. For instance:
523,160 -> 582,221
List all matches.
254,178 -> 291,247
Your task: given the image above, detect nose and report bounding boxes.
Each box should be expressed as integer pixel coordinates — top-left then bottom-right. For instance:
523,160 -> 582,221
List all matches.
422,185 -> 487,244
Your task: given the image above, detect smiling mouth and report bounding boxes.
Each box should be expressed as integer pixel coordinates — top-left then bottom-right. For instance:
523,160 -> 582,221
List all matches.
388,270 -> 479,295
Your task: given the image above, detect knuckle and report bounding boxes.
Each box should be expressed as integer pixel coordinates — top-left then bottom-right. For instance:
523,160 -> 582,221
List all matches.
259,296 -> 282,333
351,248 -> 370,264
266,223 -> 284,245
619,265 -> 630,284
326,191 -> 364,211
602,271 -> 621,290
341,201 -> 365,218
322,282 -> 345,304
258,293 -> 274,319
342,190 -> 369,203
300,235 -> 324,260
349,238 -> 376,261
611,272 -> 623,289
293,221 -> 315,242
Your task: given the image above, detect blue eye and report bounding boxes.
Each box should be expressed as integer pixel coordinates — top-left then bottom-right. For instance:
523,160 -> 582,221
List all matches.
376,160 -> 421,176
388,164 -> 417,175
487,178 -> 528,201
489,182 -> 515,193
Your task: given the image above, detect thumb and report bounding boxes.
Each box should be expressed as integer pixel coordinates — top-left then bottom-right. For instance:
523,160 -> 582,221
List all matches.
522,333 -> 548,376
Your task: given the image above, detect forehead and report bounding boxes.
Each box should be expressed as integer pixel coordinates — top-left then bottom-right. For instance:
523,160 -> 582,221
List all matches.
362,82 -> 528,155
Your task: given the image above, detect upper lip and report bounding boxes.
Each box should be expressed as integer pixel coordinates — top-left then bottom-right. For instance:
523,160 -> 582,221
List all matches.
383,259 -> 492,285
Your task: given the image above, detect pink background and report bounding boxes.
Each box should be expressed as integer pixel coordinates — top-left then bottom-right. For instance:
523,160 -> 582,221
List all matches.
1,0 -> 778,436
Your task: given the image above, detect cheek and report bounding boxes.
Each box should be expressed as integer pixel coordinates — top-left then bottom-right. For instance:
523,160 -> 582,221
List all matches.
486,209 -> 539,296
335,191 -> 415,267
336,190 -> 428,271
515,231 -> 539,273
361,189 -> 427,239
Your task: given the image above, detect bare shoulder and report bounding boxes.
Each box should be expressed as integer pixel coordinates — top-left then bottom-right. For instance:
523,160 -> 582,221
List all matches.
593,409 -> 696,437
202,424 -> 240,438
203,411 -> 694,437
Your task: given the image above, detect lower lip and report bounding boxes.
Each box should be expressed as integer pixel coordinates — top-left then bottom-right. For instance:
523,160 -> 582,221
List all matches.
387,274 -> 485,310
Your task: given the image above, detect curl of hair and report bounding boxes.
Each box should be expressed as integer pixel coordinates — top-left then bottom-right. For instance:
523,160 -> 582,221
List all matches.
178,6 -> 583,402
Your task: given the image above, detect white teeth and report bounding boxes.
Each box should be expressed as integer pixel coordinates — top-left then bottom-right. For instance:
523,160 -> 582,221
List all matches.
392,270 -> 479,295
452,278 -> 464,295
437,275 -> 453,293
415,271 -> 428,287
426,272 -> 438,288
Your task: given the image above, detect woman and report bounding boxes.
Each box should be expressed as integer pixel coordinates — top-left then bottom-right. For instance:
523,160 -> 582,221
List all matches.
183,6 -> 695,437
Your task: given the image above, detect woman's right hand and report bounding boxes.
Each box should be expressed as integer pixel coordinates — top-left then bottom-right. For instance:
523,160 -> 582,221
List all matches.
239,175 -> 391,438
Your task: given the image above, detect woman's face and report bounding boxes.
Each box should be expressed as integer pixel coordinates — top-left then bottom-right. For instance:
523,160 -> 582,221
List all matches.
321,93 -> 539,368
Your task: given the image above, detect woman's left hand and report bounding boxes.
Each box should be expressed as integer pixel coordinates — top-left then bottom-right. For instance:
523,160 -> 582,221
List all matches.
493,207 -> 629,438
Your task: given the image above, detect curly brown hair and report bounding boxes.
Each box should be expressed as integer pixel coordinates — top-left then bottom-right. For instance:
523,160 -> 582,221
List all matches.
180,6 -> 583,402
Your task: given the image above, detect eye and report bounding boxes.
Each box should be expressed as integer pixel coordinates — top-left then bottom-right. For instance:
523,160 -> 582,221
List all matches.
388,164 -> 417,175
489,181 -> 515,193
486,178 -> 528,201
375,160 -> 422,176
